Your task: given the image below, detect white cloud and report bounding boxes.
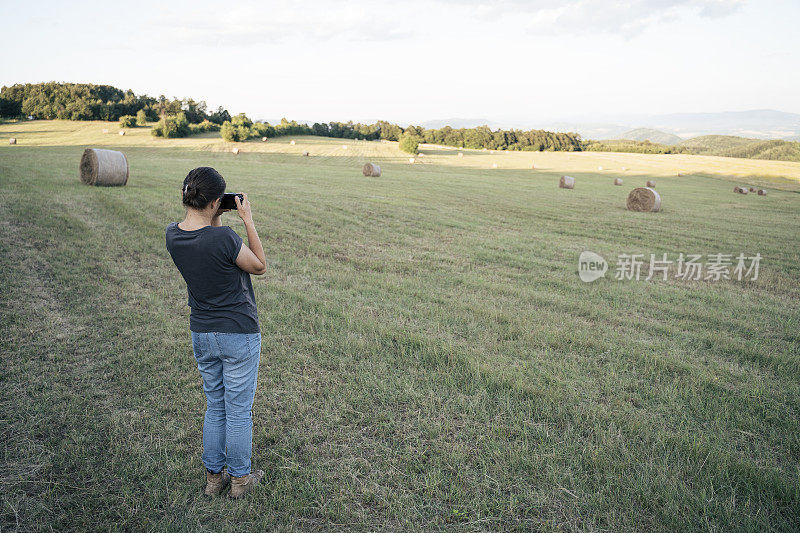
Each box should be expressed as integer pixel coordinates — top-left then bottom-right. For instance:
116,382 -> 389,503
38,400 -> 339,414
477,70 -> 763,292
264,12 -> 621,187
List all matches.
146,0 -> 747,47
444,0 -> 747,37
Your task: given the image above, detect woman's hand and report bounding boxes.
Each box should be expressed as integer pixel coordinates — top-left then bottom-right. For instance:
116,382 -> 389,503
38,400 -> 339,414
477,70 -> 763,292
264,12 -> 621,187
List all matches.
235,193 -> 254,224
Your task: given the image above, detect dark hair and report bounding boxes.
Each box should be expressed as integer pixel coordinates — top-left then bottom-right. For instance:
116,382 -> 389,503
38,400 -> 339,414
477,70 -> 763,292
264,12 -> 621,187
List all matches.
182,167 -> 226,209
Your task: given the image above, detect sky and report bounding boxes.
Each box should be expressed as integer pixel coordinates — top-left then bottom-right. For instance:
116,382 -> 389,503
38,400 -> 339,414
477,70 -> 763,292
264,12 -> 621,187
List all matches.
1,0 -> 798,125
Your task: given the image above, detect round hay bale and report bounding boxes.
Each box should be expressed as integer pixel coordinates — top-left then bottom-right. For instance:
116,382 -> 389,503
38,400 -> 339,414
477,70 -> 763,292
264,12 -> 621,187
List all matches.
363,163 -> 381,177
492,163 -> 498,168
749,187 -> 756,192
646,180 -> 656,187
342,145 -> 348,149
758,189 -> 767,196
302,151 -> 310,156
408,157 -> 415,163
626,187 -> 661,212
119,130 -> 126,136
290,140 -> 296,145
232,147 -> 240,155
79,148 -> 128,186
738,187 -> 749,194
677,172 -> 683,177
9,138 -> 16,145
614,178 -> 623,186
261,137 -> 267,142
559,175 -> 575,189
598,166 -> 603,171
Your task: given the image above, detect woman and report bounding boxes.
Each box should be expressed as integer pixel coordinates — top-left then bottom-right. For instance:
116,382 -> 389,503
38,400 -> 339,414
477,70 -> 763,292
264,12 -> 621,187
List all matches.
165,167 -> 268,499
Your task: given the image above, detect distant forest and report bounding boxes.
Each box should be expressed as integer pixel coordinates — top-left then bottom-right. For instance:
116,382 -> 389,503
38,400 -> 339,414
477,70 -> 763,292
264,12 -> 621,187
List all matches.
0,82 -> 582,152
2,82 -> 798,161
585,137 -> 800,162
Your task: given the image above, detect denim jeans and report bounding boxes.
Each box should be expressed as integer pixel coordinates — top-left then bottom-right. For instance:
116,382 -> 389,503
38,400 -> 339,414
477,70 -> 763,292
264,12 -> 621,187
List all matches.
191,331 -> 261,477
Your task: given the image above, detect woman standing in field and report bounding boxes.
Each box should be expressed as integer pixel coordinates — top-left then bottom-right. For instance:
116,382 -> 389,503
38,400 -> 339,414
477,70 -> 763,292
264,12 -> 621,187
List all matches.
165,167 -> 267,499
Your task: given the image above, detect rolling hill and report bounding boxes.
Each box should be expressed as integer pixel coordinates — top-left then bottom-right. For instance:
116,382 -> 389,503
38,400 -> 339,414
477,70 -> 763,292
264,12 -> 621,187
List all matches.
678,135 -> 800,162
616,128 -> 683,145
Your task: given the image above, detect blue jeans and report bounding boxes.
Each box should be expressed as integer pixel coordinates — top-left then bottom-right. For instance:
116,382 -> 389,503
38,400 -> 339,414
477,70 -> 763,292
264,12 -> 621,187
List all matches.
191,331 -> 262,477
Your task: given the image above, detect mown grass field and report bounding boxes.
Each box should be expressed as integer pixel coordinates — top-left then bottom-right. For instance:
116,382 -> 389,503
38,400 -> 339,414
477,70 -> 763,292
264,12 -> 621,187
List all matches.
1,121 -> 799,531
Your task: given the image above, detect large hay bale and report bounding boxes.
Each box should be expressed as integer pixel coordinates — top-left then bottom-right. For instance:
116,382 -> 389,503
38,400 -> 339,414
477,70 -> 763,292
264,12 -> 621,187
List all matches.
408,157 -> 415,164
749,187 -> 756,192
598,166 -> 603,171
342,145 -> 348,149
492,163 -> 498,168
614,178 -> 623,185
79,148 -> 128,186
9,138 -> 16,145
261,137 -> 267,142
646,180 -> 656,187
758,189 -> 767,196
302,151 -> 309,156
119,130 -> 126,136
363,163 -> 381,177
290,140 -> 296,145
627,187 -> 661,212
232,147 -> 240,155
559,175 -> 575,189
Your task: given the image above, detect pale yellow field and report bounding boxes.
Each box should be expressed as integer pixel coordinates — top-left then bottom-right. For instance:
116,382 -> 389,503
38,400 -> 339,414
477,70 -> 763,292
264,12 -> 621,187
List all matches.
3,119 -> 800,191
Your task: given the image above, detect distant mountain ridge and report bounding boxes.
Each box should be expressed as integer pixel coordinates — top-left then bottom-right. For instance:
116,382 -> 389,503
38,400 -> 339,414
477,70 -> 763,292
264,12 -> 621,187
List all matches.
422,110 -> 800,141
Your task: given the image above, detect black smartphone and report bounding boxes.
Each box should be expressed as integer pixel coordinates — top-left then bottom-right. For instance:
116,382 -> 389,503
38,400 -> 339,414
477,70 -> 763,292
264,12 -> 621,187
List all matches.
219,193 -> 243,210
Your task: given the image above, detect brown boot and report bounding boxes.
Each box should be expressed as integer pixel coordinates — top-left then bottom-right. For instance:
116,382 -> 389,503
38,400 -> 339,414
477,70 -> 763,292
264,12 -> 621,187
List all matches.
204,468 -> 231,497
229,469 -> 265,499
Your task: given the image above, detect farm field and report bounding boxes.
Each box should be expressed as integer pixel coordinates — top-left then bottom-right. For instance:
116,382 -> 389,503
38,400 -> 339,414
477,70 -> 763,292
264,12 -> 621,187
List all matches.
1,120 -> 799,531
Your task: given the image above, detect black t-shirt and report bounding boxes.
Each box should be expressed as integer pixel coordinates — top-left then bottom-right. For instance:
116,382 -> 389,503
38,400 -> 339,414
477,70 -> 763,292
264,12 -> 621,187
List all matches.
165,222 -> 260,333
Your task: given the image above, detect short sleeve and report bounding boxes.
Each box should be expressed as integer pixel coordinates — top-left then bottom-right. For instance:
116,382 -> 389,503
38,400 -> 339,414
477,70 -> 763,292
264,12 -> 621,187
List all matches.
220,226 -> 243,264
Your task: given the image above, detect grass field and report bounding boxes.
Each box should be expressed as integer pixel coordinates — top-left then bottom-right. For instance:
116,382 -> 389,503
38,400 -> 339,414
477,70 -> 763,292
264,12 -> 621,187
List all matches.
1,120 -> 799,531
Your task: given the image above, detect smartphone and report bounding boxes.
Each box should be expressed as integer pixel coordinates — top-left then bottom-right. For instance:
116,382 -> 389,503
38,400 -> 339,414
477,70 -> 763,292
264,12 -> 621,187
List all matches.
219,192 -> 243,210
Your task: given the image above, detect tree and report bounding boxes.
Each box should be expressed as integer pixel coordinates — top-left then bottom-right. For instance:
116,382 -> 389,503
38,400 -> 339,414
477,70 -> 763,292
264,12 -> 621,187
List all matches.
399,132 -> 421,154
119,115 -> 136,128
151,112 -> 190,138
136,109 -> 147,126
209,106 -> 231,125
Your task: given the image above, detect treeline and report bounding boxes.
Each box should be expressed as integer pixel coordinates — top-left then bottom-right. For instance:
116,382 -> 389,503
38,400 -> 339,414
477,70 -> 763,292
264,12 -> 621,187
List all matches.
307,121 -> 583,152
583,139 -> 689,154
222,114 -> 583,152
0,82 -> 584,152
0,82 -> 231,124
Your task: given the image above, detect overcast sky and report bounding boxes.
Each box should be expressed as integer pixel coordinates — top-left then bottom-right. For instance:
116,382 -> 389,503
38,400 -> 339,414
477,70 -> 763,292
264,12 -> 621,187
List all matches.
2,0 -> 798,124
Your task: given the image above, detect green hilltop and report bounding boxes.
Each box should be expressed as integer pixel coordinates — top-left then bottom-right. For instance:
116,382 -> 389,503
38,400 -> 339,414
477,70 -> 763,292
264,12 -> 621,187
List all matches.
616,128 -> 683,145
